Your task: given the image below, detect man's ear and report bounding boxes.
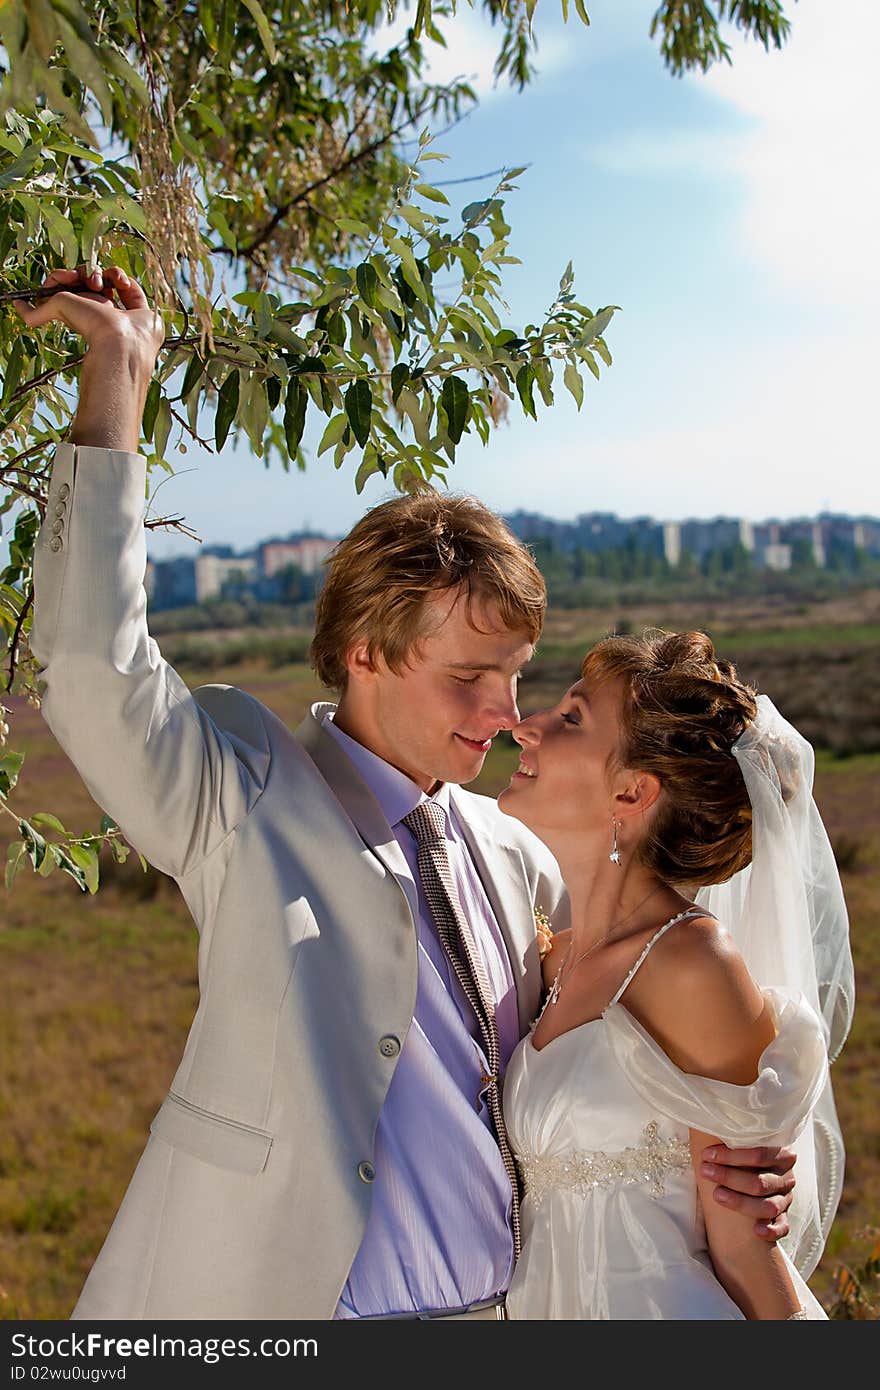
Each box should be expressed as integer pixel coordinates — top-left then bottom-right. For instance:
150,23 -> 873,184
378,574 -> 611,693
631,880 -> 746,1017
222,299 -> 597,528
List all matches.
343,638 -> 377,686
615,771 -> 663,820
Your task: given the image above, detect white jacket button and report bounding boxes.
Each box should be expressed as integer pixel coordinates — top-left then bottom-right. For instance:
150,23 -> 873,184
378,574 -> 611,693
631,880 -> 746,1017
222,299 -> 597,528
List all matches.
378,1035 -> 400,1058
49,537 -> 63,553
58,483 -> 70,500
357,1160 -> 376,1183
51,519 -> 64,536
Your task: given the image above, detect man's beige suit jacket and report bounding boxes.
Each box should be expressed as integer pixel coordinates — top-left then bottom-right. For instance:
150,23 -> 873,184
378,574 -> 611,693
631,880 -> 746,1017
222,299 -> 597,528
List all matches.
29,444 -> 569,1320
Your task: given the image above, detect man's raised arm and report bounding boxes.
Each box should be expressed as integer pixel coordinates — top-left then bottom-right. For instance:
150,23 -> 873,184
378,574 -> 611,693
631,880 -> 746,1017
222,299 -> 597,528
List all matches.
14,267 -> 271,880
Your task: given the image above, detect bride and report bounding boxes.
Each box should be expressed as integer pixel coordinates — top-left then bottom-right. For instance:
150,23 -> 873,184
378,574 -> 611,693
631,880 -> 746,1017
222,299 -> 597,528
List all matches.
498,628 -> 853,1319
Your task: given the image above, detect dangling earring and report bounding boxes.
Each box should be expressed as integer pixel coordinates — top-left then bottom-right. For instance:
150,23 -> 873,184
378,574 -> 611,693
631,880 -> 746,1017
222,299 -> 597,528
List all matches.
609,817 -> 622,866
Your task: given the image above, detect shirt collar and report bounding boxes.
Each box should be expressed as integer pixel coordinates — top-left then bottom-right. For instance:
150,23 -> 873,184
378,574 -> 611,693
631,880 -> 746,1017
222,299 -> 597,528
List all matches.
322,710 -> 451,830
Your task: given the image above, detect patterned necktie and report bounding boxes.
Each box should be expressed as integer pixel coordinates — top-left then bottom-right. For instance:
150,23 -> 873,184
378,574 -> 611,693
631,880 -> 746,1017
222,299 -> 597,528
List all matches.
402,800 -> 522,1261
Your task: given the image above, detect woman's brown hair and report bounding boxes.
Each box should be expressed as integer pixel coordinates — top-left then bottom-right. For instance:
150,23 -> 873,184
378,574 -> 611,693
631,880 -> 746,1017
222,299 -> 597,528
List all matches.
582,629 -> 759,886
311,490 -> 546,691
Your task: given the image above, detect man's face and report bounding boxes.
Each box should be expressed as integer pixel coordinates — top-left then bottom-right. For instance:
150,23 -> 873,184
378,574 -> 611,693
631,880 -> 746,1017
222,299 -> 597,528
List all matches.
341,586 -> 535,791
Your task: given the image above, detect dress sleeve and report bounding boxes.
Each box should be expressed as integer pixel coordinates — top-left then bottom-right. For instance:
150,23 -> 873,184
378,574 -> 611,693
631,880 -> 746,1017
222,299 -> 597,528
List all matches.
602,986 -> 829,1148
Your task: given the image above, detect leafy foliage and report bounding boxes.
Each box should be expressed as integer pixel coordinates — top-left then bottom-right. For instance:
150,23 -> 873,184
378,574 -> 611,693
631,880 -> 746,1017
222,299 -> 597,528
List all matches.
0,0 -> 794,892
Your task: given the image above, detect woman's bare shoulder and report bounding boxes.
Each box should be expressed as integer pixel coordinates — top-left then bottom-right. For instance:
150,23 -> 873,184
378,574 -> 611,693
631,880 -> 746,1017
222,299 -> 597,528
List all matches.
624,914 -> 775,1083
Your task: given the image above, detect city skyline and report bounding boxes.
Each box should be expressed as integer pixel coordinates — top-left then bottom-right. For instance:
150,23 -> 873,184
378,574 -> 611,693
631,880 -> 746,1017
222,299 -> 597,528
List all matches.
146,505 -> 880,609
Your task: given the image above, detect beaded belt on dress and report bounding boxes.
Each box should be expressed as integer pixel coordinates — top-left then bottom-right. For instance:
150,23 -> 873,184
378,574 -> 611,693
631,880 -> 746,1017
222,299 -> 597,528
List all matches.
516,1120 -> 691,1205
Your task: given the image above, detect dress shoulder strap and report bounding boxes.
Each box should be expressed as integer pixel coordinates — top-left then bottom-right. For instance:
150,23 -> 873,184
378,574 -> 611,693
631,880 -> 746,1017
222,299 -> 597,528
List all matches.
608,907 -> 711,1008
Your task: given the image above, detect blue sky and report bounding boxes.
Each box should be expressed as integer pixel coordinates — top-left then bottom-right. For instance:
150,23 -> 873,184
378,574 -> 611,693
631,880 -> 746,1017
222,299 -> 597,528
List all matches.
18,1 -> 880,560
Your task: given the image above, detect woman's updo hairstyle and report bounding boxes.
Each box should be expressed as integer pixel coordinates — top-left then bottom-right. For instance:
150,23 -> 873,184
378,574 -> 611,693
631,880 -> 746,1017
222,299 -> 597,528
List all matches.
582,629 -> 759,887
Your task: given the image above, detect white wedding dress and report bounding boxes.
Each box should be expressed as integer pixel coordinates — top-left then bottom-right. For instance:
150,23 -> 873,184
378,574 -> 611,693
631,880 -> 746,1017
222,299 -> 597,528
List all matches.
503,909 -> 831,1320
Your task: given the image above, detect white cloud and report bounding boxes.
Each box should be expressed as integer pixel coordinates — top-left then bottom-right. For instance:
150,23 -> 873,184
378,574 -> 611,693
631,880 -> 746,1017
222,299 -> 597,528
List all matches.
697,0 -> 880,310
586,128 -> 747,177
586,2 -> 879,312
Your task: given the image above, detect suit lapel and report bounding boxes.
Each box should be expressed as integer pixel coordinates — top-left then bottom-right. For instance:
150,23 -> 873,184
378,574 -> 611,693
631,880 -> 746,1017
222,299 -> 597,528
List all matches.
294,703 -> 418,920
450,786 -> 541,1038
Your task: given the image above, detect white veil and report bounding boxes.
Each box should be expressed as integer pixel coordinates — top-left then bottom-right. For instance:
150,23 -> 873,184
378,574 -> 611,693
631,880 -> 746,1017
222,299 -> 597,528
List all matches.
695,694 -> 855,1279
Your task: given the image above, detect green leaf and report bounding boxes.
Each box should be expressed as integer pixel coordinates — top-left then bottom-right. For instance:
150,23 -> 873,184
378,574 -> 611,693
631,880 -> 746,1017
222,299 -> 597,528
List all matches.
388,236 -> 428,304
462,198 -> 498,228
577,347 -> 601,380
142,380 -> 160,443
215,369 -> 240,451
0,749 -> 25,798
354,454 -> 380,494
40,202 -> 78,264
415,182 -> 450,205
37,844 -> 61,877
593,338 -> 613,368
5,840 -> 27,890
575,0 -> 590,26
19,819 -> 47,871
68,843 -> 99,894
398,205 -> 431,234
100,814 -> 118,834
180,353 -> 204,402
240,0 -> 278,64
55,850 -> 87,891
390,363 -> 410,403
345,379 -> 373,448
579,306 -> 616,345
80,206 -> 110,273
355,262 -> 379,309
54,13 -> 114,124
283,378 -> 307,456
563,361 -> 584,411
153,397 -> 172,461
100,44 -> 149,105
534,359 -> 554,408
317,413 -> 349,456
441,376 -> 469,445
397,388 -> 430,447
207,203 -> 237,252
30,811 -> 67,834
1,339 -> 24,405
335,217 -> 372,237
515,363 -> 537,420
192,100 -> 225,139
0,143 -> 42,189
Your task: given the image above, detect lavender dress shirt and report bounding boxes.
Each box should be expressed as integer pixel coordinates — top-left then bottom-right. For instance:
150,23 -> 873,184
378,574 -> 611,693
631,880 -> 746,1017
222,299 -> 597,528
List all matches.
324,715 -> 520,1318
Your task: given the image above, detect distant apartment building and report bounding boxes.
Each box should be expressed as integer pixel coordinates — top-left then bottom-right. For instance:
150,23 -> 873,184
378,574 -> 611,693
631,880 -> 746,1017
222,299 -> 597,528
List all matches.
852,518 -> 880,554
508,511 -> 665,557
149,555 -> 197,608
147,532 -> 339,610
195,552 -> 258,602
259,535 -> 337,578
760,543 -> 793,571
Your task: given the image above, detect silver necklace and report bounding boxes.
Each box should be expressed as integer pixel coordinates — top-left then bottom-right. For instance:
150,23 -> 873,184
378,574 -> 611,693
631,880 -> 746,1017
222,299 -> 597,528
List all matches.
546,884 -> 666,1008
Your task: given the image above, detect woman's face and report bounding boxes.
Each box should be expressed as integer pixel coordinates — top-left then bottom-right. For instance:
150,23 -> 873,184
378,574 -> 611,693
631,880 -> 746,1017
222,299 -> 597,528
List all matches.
499,674 -> 628,843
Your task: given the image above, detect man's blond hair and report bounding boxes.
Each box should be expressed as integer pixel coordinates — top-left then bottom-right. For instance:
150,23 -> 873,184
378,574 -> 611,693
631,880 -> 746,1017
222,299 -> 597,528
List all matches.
311,490 -> 546,691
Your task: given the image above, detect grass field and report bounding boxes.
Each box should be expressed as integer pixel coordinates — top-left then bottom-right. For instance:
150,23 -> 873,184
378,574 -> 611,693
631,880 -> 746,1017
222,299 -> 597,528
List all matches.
1,594 -> 878,1318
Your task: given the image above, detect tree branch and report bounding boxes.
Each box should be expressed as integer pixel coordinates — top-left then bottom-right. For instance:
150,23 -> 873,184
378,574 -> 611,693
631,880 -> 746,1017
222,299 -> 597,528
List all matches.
4,585 -> 33,694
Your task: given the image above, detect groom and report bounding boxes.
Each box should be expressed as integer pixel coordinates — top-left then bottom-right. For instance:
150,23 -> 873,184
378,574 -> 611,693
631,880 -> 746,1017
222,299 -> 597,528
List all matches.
19,267 -> 797,1320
